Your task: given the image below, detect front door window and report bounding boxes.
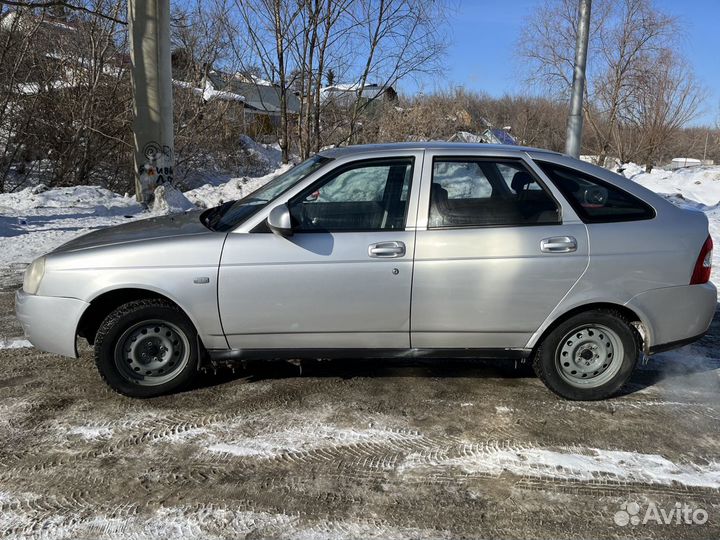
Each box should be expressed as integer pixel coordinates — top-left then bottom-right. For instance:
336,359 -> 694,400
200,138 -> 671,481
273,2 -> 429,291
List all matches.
289,159 -> 414,232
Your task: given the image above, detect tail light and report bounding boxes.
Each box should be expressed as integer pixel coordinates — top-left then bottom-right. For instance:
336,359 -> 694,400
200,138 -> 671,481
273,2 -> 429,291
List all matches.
690,235 -> 713,285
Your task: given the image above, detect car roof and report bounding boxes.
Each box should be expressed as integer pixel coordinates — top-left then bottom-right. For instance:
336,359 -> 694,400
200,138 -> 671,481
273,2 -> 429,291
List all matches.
318,141 -> 564,158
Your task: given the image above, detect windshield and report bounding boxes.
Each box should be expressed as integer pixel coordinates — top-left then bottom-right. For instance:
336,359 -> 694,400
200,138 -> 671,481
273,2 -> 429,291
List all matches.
202,155 -> 332,232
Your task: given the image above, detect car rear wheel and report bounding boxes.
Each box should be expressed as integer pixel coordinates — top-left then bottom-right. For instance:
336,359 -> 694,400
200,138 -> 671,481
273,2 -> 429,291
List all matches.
533,310 -> 640,400
94,299 -> 199,398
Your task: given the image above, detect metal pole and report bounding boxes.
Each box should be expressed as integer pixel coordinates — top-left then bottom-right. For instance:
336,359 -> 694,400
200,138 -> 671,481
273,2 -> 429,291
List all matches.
128,0 -> 174,203
565,0 -> 591,159
703,131 -> 709,162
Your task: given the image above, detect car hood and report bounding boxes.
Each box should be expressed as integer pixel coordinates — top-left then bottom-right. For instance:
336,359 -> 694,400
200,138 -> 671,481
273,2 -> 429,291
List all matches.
53,210 -> 213,253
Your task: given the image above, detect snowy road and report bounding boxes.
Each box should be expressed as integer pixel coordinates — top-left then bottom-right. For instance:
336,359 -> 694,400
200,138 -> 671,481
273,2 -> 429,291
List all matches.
0,282 -> 719,539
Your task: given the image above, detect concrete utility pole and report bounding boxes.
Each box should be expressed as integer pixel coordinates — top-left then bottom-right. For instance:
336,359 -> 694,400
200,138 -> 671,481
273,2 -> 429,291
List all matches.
565,0 -> 591,159
128,0 -> 174,203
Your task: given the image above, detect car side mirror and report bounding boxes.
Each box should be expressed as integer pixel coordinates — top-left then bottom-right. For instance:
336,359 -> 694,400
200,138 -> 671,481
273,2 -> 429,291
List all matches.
267,204 -> 293,237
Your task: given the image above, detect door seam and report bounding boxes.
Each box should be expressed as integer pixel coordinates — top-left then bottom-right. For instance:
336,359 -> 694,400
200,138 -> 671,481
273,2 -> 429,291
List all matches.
408,149 -> 426,349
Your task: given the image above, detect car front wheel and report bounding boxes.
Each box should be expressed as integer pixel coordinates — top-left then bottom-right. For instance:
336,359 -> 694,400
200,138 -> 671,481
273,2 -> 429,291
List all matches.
533,309 -> 640,400
94,299 -> 199,398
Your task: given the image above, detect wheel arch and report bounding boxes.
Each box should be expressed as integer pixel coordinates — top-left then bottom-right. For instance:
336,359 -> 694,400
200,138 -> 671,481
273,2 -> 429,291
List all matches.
77,286 -> 201,346
527,302 -> 649,355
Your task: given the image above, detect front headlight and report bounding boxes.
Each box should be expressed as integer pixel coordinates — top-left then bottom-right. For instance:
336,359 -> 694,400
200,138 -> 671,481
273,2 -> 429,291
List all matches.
23,256 -> 45,295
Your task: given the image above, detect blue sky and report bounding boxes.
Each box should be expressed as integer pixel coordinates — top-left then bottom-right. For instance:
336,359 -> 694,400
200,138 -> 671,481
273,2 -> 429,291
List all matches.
411,0 -> 719,126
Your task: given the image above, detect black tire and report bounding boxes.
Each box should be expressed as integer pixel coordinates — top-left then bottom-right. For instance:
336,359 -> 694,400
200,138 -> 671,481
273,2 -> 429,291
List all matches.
94,299 -> 199,398
533,309 -> 640,400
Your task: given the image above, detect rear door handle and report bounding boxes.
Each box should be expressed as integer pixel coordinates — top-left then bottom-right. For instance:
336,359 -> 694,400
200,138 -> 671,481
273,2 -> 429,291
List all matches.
369,241 -> 406,258
541,236 -> 577,253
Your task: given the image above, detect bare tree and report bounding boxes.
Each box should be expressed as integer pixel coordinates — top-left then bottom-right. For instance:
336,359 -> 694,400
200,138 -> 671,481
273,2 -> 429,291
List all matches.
622,50 -> 703,170
519,0 -> 699,165
231,0 -> 303,163
227,0 -> 448,157
0,1 -> 133,192
344,0 -> 447,144
291,0 -> 354,157
0,0 -> 126,24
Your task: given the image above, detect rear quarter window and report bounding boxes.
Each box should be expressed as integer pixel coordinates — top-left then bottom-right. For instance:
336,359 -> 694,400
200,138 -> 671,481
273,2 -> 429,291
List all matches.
536,161 -> 655,223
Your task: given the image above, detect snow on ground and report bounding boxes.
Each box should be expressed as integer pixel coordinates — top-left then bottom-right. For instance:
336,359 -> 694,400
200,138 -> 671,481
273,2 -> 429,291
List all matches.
150,183 -> 196,214
185,164 -> 291,208
623,162 -> 720,206
0,184 -> 145,280
199,421 -> 720,488
66,426 -> 114,440
0,164 -> 289,281
205,423 -> 422,459
399,444 -> 720,489
0,337 -> 32,349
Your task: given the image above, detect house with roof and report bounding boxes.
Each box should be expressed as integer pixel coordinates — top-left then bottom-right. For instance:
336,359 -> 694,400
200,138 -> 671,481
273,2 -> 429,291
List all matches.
206,72 -> 301,138
319,82 -> 397,108
170,66 -> 301,140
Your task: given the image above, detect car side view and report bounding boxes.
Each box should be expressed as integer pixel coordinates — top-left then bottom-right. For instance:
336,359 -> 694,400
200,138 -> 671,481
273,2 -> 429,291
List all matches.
15,142 -> 716,400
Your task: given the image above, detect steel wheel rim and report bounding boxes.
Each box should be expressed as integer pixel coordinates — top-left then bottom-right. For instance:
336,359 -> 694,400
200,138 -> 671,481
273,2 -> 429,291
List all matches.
114,320 -> 190,386
555,324 -> 624,388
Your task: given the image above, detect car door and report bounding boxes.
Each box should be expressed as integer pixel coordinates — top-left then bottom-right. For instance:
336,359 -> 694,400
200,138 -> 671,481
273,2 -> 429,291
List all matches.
218,153 -> 422,351
410,150 -> 589,350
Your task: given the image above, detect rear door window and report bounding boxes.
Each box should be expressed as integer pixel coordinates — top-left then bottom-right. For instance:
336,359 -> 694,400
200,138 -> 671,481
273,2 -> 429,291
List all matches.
429,158 -> 560,228
536,161 -> 655,223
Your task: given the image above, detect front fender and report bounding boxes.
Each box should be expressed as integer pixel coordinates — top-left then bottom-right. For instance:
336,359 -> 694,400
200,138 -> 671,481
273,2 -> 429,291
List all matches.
38,234 -> 229,350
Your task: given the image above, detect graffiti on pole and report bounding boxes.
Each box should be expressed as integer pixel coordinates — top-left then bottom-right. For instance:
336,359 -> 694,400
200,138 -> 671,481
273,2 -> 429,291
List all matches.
139,142 -> 174,203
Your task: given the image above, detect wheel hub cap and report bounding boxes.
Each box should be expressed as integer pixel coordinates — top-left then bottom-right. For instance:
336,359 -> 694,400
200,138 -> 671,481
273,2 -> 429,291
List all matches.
556,324 -> 624,388
114,320 -> 190,386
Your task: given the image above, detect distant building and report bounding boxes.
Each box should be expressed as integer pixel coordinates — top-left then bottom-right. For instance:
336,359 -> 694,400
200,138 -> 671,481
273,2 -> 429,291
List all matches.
170,66 -> 302,140
319,82 -> 397,108
670,157 -> 704,170
206,72 -> 301,138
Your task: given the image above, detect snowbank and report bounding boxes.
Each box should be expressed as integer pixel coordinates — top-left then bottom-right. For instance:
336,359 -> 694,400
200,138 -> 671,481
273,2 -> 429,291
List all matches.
0,184 -> 137,211
623,163 -> 720,207
0,186 -> 143,278
185,164 -> 290,208
151,184 -> 195,215
0,166 -> 287,282
238,135 -> 282,172
0,338 -> 33,349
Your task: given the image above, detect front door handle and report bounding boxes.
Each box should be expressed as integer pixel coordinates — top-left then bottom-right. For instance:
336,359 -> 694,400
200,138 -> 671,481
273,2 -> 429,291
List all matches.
369,241 -> 406,258
541,236 -> 577,253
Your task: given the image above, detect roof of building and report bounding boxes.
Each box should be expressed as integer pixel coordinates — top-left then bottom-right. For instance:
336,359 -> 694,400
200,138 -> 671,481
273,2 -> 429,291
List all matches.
207,72 -> 301,114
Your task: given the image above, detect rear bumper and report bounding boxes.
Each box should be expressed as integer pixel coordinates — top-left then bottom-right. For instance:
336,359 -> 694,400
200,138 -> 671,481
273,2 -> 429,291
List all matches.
15,289 -> 89,358
649,331 -> 707,354
626,283 -> 716,351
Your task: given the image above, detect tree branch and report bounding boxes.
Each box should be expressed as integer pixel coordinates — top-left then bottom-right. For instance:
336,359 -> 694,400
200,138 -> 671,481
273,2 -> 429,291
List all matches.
0,1 -> 127,25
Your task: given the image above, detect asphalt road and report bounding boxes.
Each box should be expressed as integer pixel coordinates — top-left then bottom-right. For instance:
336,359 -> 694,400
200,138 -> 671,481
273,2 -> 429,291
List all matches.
1,280 -> 719,539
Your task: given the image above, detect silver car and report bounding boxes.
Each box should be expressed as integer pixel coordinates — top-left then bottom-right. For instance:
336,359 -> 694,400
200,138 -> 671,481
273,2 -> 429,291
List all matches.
15,143 -> 716,400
